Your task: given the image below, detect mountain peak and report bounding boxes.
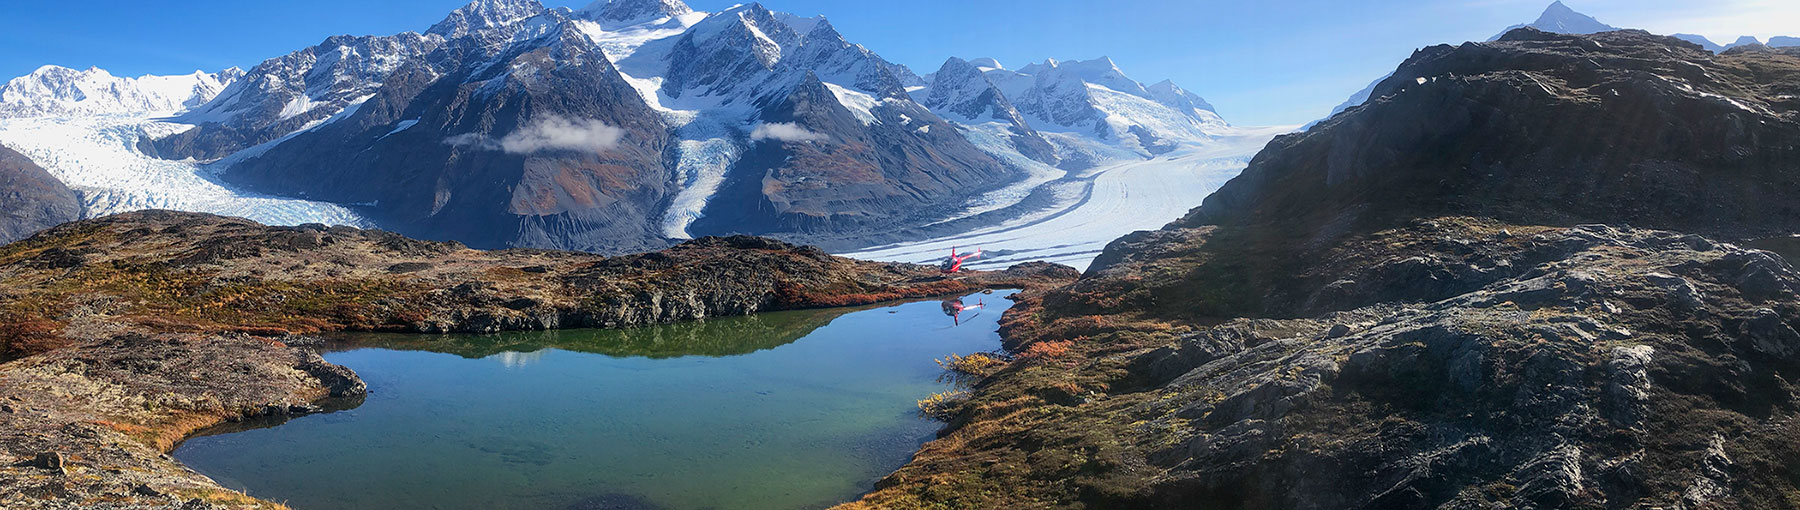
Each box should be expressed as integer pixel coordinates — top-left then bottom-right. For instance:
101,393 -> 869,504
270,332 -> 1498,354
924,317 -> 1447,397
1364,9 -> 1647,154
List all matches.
1530,1 -> 1612,33
427,0 -> 545,39
1490,1 -> 1615,41
1145,79 -> 1219,115
583,0 -> 692,24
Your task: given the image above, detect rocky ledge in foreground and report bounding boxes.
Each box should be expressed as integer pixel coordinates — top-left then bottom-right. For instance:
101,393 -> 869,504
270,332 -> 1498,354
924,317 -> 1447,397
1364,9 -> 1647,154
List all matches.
852,219 -> 1800,509
0,209 -> 1077,508
2,333 -> 363,509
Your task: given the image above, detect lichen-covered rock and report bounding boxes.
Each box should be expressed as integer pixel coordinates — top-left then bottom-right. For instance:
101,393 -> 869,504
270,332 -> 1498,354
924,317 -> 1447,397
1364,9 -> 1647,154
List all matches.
0,333 -> 362,509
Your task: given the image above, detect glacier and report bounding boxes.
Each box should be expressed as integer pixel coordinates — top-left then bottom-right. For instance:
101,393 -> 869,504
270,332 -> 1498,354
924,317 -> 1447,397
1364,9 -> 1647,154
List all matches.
0,115 -> 370,227
839,125 -> 1296,271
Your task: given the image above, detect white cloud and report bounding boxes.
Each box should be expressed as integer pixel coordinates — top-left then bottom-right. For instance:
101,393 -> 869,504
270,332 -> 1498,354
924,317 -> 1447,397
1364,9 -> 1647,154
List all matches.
750,122 -> 829,143
444,115 -> 624,155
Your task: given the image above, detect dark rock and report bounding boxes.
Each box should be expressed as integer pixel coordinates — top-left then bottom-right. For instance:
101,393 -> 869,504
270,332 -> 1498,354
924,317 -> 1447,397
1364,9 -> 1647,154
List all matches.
22,452 -> 64,474
386,262 -> 434,274
0,143 -> 81,245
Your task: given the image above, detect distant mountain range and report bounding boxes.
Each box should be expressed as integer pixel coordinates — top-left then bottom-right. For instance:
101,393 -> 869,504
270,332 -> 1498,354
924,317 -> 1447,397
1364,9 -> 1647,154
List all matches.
0,66 -> 241,119
1673,34 -> 1800,53
0,0 -> 1235,253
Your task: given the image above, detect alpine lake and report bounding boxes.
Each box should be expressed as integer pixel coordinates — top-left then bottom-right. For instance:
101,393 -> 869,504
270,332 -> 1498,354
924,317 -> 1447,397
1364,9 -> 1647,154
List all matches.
171,291 -> 1015,510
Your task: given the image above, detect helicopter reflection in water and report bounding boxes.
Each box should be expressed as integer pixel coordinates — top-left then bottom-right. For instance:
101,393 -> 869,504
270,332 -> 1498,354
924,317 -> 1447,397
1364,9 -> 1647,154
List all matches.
941,297 -> 986,326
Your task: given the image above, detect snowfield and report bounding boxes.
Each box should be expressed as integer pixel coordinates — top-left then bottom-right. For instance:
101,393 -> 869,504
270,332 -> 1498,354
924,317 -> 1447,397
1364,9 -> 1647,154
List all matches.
840,125 -> 1295,271
0,115 -> 371,227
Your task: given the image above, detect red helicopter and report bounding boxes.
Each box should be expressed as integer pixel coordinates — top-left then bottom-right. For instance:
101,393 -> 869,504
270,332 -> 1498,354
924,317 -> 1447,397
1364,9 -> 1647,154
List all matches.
940,247 -> 983,273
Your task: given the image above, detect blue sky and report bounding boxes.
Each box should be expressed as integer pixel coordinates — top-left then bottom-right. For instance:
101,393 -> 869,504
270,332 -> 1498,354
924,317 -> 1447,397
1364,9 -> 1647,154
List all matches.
1,1 -> 1794,126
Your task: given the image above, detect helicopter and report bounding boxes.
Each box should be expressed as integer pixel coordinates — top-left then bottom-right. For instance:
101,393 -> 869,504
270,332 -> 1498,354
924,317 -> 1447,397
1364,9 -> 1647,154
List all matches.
940,247 -> 983,273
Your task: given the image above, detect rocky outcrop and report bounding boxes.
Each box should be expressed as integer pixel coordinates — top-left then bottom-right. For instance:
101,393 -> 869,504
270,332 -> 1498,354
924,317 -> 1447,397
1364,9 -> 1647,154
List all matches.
0,144 -> 78,245
855,219 -> 1800,509
0,332 -> 364,509
847,30 -> 1800,509
1192,29 -> 1800,245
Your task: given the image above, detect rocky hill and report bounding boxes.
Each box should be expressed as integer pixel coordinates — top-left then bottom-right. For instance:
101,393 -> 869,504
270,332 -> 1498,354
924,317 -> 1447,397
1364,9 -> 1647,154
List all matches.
0,144 -> 79,246
847,29 -> 1800,509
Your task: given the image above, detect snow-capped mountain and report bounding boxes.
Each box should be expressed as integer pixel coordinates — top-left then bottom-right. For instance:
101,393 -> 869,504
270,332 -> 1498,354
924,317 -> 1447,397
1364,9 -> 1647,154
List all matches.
428,0 -> 544,41
917,57 -> 1056,165
224,3 -> 675,252
0,66 -> 241,118
3,0 -> 1238,255
142,32 -> 444,160
943,56 -> 1226,165
1488,1 -> 1615,41
207,0 -> 1018,252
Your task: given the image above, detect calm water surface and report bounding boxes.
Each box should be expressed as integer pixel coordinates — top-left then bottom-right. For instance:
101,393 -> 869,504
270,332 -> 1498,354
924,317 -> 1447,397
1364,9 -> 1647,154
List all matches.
173,291 -> 1014,510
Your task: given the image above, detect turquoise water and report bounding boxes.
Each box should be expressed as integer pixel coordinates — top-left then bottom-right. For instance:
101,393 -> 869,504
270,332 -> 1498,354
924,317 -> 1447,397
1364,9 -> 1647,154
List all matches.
173,291 -> 1013,510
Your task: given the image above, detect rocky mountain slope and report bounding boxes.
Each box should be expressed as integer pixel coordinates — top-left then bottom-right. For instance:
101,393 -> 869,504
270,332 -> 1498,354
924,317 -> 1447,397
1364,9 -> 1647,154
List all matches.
847,29 -> 1800,509
0,144 -> 79,245
221,5 -> 676,253
1327,1 -> 1620,123
138,31 -> 442,161
1201,29 -> 1800,247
